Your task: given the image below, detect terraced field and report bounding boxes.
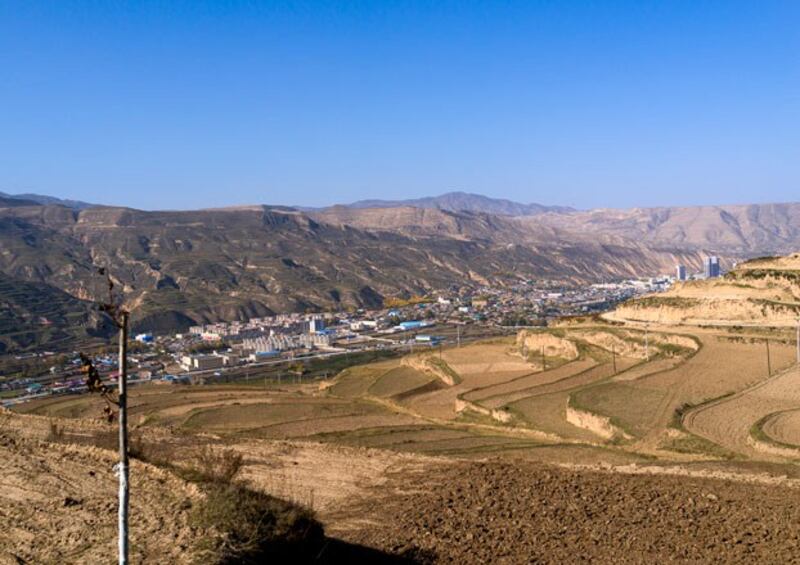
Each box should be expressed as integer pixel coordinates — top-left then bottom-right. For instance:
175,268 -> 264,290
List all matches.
761,409 -> 800,450
16,323 -> 800,468
683,364 -> 800,460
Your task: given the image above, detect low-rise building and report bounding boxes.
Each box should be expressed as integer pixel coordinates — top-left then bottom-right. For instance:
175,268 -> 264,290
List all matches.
180,354 -> 224,372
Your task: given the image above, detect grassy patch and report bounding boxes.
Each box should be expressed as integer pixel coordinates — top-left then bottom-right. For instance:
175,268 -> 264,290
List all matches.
670,392 -> 736,430
749,412 -> 800,454
569,383 -> 667,438
368,366 -> 434,398
661,435 -> 740,460
425,356 -> 462,384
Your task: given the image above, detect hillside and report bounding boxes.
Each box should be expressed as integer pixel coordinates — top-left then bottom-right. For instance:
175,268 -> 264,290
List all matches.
0,190 -> 94,210
610,253 -> 800,326
534,202 -> 800,255
5,194 -> 800,346
0,272 -> 114,353
0,203 -> 704,344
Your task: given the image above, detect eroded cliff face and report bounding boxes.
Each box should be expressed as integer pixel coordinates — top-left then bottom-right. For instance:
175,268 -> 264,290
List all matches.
515,331 -> 580,361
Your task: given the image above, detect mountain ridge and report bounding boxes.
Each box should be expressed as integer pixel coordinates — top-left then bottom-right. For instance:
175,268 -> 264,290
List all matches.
4,192 -> 800,351
0,190 -> 95,210
334,191 -> 574,216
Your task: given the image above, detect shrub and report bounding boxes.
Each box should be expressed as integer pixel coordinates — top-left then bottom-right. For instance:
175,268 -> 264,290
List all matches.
193,482 -> 324,563
46,421 -> 66,442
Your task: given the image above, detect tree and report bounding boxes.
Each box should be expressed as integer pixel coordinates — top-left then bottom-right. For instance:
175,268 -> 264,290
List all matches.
82,268 -> 131,564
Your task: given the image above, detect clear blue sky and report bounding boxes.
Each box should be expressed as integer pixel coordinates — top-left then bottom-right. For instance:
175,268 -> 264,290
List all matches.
1,1 -> 798,210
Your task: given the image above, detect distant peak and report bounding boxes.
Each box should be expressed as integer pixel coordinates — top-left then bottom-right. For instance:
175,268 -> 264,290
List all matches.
335,192 -> 573,216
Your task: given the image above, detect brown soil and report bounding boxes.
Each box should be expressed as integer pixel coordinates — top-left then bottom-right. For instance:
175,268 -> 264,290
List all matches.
684,366 -> 800,460
343,459 -> 800,564
763,409 -> 800,447
0,426 -> 204,564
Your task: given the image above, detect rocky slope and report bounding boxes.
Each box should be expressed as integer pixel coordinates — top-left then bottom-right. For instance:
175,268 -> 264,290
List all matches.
534,202 -> 800,255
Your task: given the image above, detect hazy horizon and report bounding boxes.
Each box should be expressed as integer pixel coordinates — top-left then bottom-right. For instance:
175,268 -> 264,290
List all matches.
2,1 -> 798,210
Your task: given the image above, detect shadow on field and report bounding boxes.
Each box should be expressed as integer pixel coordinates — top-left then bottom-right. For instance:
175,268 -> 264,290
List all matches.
311,538 -> 432,564
230,536 -> 432,564
46,424 -> 434,564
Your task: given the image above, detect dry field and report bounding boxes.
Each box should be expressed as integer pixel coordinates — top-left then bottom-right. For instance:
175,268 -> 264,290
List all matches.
761,409 -> 800,449
683,364 -> 800,460
18,324 -> 797,465
11,320 -> 800,563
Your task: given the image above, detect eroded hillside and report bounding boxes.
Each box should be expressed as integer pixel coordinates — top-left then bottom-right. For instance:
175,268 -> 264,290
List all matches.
611,253 -> 800,326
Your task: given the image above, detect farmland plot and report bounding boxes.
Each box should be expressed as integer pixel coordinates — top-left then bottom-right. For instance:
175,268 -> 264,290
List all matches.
684,365 -> 800,459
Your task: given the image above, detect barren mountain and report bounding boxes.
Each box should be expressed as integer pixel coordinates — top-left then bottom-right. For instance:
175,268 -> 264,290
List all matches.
0,190 -> 94,210
534,202 -> 800,254
4,194 -> 800,350
0,201 -> 705,349
339,191 -> 574,216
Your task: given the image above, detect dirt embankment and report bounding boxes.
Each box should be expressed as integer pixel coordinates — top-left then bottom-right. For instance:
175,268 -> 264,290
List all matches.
453,398 -> 513,424
515,331 -> 579,361
578,330 -> 648,358
402,355 -> 461,386
565,403 -> 631,441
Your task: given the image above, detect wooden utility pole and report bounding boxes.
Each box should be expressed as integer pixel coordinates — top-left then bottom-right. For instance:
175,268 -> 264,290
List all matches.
796,317 -> 800,365
766,339 -> 772,376
644,325 -> 650,361
611,344 -> 617,374
541,345 -> 546,371
457,324 -> 461,348
117,311 -> 129,565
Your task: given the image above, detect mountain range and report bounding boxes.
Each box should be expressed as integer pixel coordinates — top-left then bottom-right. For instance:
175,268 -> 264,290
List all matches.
1,190 -> 800,352
335,191 -> 574,216
0,191 -> 95,210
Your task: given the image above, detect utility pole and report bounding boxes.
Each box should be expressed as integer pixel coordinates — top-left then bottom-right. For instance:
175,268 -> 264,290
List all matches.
644,325 -> 650,361
117,311 -> 129,565
796,317 -> 800,365
541,345 -> 546,371
457,324 -> 461,348
766,339 -> 772,377
611,344 -> 617,374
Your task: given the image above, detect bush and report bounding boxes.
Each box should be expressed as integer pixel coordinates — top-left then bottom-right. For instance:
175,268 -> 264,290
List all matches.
179,445 -> 245,484
193,482 -> 324,563
175,446 -> 324,563
46,421 -> 65,442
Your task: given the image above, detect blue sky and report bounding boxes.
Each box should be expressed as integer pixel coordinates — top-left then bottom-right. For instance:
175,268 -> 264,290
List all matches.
1,1 -> 798,210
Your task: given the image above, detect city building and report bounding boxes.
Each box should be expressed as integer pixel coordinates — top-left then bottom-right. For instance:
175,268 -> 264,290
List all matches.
704,256 -> 720,278
180,354 -> 224,372
676,265 -> 687,281
305,316 -> 325,334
